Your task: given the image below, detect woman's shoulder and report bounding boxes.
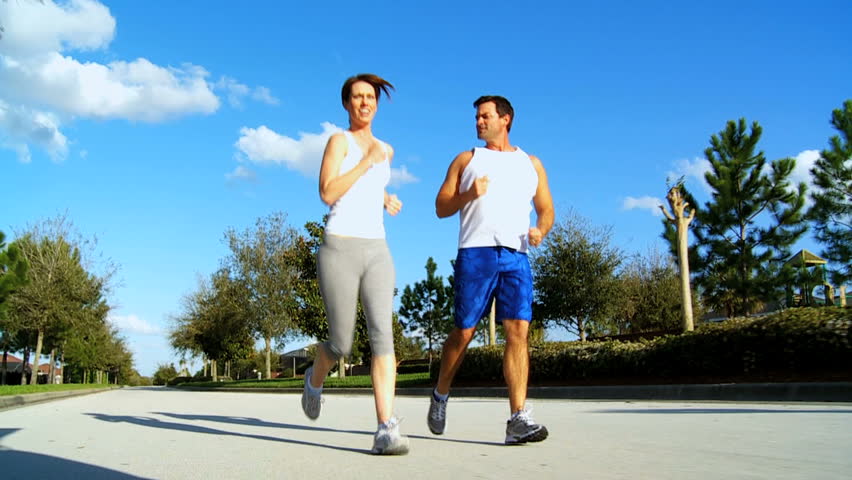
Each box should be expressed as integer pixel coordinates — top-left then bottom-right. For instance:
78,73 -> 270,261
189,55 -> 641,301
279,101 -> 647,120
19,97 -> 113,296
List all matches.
376,137 -> 394,158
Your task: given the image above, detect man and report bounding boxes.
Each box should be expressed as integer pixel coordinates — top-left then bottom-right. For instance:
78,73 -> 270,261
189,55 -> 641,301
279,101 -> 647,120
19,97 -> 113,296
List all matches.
430,95 -> 554,444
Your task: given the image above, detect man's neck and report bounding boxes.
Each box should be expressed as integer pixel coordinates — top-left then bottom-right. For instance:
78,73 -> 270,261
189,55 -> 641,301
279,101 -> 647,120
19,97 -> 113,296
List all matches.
484,138 -> 513,152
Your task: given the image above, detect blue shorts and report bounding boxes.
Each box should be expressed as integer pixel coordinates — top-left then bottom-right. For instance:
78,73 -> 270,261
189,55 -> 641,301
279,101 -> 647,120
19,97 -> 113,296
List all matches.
453,246 -> 533,329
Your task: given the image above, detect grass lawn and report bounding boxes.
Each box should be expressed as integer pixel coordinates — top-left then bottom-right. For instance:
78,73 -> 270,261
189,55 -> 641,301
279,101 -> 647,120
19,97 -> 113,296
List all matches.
177,372 -> 431,389
0,383 -> 112,397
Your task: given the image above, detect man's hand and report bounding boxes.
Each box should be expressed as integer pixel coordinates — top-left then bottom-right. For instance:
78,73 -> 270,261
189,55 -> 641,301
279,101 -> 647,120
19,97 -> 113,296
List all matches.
528,227 -> 544,247
385,194 -> 403,216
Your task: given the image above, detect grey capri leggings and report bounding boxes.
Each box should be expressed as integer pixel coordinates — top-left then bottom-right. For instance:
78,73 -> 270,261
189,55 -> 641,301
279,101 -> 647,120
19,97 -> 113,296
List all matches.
317,234 -> 396,357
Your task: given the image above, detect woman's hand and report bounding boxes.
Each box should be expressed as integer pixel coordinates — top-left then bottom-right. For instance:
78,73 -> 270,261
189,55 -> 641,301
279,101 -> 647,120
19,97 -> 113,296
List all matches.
359,140 -> 387,170
384,193 -> 402,216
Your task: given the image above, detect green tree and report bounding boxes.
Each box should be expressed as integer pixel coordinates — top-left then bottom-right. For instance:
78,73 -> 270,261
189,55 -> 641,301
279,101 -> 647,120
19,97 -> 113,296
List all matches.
671,119 -> 807,317
58,267 -> 113,383
153,363 -> 178,386
398,257 -> 453,363
609,249 -> 701,335
224,212 -> 300,379
170,269 -> 254,381
1,231 -> 29,385
531,210 -> 622,341
289,219 -> 327,339
809,99 -> 852,286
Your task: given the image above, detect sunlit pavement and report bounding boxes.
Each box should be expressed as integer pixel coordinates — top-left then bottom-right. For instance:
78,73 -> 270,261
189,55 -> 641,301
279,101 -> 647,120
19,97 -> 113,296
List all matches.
1,387 -> 850,479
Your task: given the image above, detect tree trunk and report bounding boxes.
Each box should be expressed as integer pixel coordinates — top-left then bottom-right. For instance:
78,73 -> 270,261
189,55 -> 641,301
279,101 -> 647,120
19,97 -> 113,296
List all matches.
211,359 -> 218,382
20,346 -> 30,385
489,299 -> 497,346
676,219 -> 695,331
264,336 -> 272,380
578,318 -> 586,342
48,348 -> 56,384
29,328 -> 44,385
203,355 -> 208,377
1,350 -> 7,385
338,357 -> 346,378
59,351 -> 65,384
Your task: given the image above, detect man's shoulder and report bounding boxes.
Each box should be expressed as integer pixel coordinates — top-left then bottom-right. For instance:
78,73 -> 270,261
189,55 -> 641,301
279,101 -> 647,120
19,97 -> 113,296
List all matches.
453,149 -> 476,165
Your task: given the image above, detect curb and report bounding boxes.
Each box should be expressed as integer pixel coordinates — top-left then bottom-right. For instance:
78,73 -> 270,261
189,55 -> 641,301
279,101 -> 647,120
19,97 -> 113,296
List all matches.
175,382 -> 852,402
0,387 -> 117,411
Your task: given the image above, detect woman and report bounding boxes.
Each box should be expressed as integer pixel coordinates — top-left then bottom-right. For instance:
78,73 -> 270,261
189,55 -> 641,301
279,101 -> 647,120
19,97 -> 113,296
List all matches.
302,73 -> 408,455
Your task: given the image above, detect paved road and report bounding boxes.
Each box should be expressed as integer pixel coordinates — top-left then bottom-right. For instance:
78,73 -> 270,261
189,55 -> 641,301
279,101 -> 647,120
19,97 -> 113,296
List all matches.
1,387 -> 850,479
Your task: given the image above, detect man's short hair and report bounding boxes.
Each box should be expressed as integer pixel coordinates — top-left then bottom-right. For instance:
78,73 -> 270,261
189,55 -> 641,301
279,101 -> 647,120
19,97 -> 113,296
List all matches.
474,95 -> 514,132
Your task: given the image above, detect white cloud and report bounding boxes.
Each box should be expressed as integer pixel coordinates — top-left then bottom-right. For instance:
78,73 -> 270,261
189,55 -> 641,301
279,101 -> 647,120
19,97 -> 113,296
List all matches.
667,157 -> 712,194
225,165 -> 257,182
109,313 -> 161,335
623,196 -> 664,216
0,0 -> 115,57
789,149 -> 820,191
252,86 -> 280,106
214,76 -> 250,108
235,122 -> 342,176
0,54 -> 220,122
0,0 -> 271,161
759,149 -> 820,207
214,77 -> 280,108
0,100 -> 68,162
389,165 -> 418,187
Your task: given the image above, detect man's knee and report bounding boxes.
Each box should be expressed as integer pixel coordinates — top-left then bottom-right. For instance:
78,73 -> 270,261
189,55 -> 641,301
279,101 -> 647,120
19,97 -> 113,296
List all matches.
455,326 -> 477,345
502,320 -> 529,345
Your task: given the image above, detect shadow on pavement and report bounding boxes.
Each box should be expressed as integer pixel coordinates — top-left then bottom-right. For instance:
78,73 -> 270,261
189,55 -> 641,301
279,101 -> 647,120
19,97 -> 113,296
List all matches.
151,412 -> 370,435
0,449 -> 150,480
86,413 -> 370,454
151,412 -> 505,447
592,408 -> 852,414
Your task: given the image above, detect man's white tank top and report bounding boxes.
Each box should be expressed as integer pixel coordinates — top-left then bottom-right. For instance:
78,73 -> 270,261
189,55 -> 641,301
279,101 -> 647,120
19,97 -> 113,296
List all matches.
458,146 -> 538,252
325,131 -> 390,239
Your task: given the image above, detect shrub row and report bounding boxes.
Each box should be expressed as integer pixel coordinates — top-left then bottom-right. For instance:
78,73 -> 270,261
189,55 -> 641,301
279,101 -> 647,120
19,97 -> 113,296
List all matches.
430,307 -> 852,383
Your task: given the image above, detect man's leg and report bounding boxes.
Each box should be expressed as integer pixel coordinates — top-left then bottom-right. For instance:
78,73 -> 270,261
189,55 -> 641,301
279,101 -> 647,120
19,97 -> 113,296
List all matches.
436,326 -> 477,395
502,318 -> 547,444
501,319 -> 529,414
428,326 -> 475,435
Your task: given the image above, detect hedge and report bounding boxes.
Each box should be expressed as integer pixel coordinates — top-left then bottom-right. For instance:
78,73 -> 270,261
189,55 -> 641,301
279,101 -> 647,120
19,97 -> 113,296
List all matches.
430,307 -> 852,383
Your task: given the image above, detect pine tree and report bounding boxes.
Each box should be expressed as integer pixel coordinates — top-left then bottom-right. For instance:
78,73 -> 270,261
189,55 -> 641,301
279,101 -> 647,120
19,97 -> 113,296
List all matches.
398,257 -> 453,364
687,119 -> 807,317
809,100 -> 852,285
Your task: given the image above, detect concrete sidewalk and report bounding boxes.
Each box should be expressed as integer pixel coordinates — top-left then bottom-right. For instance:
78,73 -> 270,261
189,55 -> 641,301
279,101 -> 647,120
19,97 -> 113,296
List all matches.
0,387 -> 116,411
1,387 -> 850,479
181,381 -> 852,402
3,381 -> 850,413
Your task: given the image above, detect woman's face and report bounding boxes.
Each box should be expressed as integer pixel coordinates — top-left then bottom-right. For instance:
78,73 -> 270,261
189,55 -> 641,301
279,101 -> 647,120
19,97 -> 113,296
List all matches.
346,80 -> 378,125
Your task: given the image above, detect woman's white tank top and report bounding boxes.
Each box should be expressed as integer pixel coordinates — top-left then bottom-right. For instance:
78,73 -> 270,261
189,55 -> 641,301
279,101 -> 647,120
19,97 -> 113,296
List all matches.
325,131 -> 390,239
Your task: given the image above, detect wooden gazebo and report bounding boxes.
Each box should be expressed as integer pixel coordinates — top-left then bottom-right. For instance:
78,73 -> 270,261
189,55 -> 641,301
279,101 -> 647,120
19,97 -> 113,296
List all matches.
784,249 -> 832,306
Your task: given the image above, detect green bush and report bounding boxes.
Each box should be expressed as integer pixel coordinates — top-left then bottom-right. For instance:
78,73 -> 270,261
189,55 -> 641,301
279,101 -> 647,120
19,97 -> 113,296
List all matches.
396,363 -> 430,375
431,307 -> 851,383
166,376 -> 193,386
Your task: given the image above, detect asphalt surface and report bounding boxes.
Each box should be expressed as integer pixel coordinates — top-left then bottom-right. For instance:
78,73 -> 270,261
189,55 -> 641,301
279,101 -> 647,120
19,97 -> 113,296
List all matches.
1,386 -> 850,479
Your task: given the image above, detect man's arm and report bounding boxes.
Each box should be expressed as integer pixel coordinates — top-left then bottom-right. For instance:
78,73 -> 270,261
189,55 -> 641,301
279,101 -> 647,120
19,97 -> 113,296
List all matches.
435,150 -> 486,218
527,154 -> 555,247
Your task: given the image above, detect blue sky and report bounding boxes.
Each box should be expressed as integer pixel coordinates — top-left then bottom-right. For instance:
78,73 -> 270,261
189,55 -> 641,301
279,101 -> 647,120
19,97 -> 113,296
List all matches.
3,1 -> 850,376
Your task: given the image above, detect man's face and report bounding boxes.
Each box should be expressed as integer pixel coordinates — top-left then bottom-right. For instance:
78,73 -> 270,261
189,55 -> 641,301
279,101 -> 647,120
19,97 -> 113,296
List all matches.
475,102 -> 508,141
346,81 -> 378,123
